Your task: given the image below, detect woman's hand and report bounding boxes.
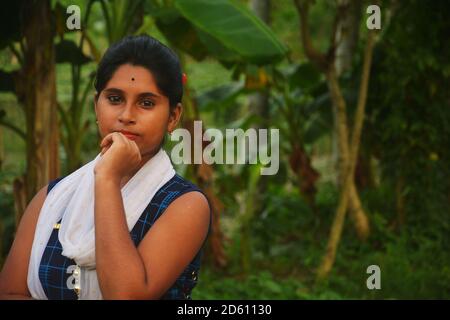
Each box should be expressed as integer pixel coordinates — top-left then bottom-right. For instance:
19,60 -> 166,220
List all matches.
94,132 -> 142,182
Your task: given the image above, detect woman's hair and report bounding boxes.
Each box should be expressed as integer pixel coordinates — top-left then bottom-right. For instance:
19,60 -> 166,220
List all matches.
94,34 -> 183,108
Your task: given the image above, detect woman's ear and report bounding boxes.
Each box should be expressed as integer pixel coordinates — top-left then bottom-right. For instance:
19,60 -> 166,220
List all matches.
167,102 -> 183,133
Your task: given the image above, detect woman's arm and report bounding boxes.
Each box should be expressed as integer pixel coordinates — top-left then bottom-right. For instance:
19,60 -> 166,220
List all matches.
0,185 -> 48,300
94,174 -> 210,300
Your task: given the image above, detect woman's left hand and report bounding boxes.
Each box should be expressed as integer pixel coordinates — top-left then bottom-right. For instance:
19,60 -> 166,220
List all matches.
94,132 -> 142,182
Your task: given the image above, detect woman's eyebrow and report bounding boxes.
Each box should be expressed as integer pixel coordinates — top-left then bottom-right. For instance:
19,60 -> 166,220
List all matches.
103,88 -> 124,95
137,92 -> 161,99
103,88 -> 161,98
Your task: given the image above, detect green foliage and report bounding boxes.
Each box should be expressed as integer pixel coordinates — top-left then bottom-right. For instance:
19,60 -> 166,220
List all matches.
99,0 -> 145,44
365,0 -> 450,226
173,0 -> 287,65
377,232 -> 450,299
195,269 -> 318,300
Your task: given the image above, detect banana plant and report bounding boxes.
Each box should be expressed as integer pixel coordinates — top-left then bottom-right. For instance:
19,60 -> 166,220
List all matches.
99,0 -> 145,44
271,62 -> 332,209
54,0 -> 96,173
146,0 -> 287,66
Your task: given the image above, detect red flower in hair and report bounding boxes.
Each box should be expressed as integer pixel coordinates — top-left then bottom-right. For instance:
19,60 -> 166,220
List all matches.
182,73 -> 188,86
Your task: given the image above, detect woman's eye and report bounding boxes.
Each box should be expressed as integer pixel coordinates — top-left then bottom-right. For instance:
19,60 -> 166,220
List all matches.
107,95 -> 122,104
140,99 -> 155,108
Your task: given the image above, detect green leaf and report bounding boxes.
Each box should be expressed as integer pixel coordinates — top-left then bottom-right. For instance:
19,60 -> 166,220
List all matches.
173,0 -> 287,65
287,63 -> 321,91
154,11 -> 210,61
195,29 -> 240,62
197,82 -> 245,112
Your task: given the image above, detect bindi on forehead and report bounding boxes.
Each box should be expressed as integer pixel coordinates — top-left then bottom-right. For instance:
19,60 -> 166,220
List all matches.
131,77 -> 135,81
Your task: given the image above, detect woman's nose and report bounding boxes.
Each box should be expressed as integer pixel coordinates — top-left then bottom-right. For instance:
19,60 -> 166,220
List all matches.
118,104 -> 136,124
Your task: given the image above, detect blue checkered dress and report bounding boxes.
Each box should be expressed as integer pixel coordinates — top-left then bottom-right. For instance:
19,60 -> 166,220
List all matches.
38,174 -> 211,300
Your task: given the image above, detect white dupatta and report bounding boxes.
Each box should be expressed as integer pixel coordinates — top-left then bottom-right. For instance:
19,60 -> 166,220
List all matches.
27,148 -> 175,299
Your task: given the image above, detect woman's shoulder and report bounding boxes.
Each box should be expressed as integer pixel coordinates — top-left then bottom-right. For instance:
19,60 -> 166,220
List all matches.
0,183 -> 49,298
163,174 -> 212,234
157,174 -> 211,212
130,173 -> 212,246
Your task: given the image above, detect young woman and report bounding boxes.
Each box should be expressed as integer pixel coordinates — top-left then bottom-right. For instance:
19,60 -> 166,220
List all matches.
0,35 -> 211,300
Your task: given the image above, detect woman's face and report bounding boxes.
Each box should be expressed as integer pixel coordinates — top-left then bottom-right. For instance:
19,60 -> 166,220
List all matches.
94,64 -> 182,160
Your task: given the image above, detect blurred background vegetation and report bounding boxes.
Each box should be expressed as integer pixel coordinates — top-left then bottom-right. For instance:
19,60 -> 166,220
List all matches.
0,0 -> 449,299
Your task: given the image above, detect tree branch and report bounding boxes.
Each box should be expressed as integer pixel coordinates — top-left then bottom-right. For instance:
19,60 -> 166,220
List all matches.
349,30 -> 376,169
293,0 -> 329,71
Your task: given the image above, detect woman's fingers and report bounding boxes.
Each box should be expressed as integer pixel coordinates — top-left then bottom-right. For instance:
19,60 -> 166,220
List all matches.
100,132 -> 117,148
100,132 -> 134,155
100,132 -> 125,147
100,146 -> 109,155
100,134 -> 111,148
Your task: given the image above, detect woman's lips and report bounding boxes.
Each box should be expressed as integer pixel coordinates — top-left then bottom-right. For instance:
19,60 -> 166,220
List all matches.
123,134 -> 138,140
118,130 -> 139,140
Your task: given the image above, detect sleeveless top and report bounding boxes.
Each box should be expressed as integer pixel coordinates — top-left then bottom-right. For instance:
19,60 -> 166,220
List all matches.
38,173 -> 211,300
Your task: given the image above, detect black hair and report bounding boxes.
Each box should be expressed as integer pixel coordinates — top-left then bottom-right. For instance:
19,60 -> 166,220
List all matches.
94,35 -> 183,109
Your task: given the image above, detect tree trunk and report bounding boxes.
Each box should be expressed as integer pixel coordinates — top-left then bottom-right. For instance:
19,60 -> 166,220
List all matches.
348,181 -> 370,239
16,0 -> 59,208
335,0 -> 363,76
316,170 -> 351,279
333,0 -> 369,240
317,30 -> 376,280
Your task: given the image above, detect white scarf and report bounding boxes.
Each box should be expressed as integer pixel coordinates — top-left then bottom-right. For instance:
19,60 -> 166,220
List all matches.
27,148 -> 176,300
